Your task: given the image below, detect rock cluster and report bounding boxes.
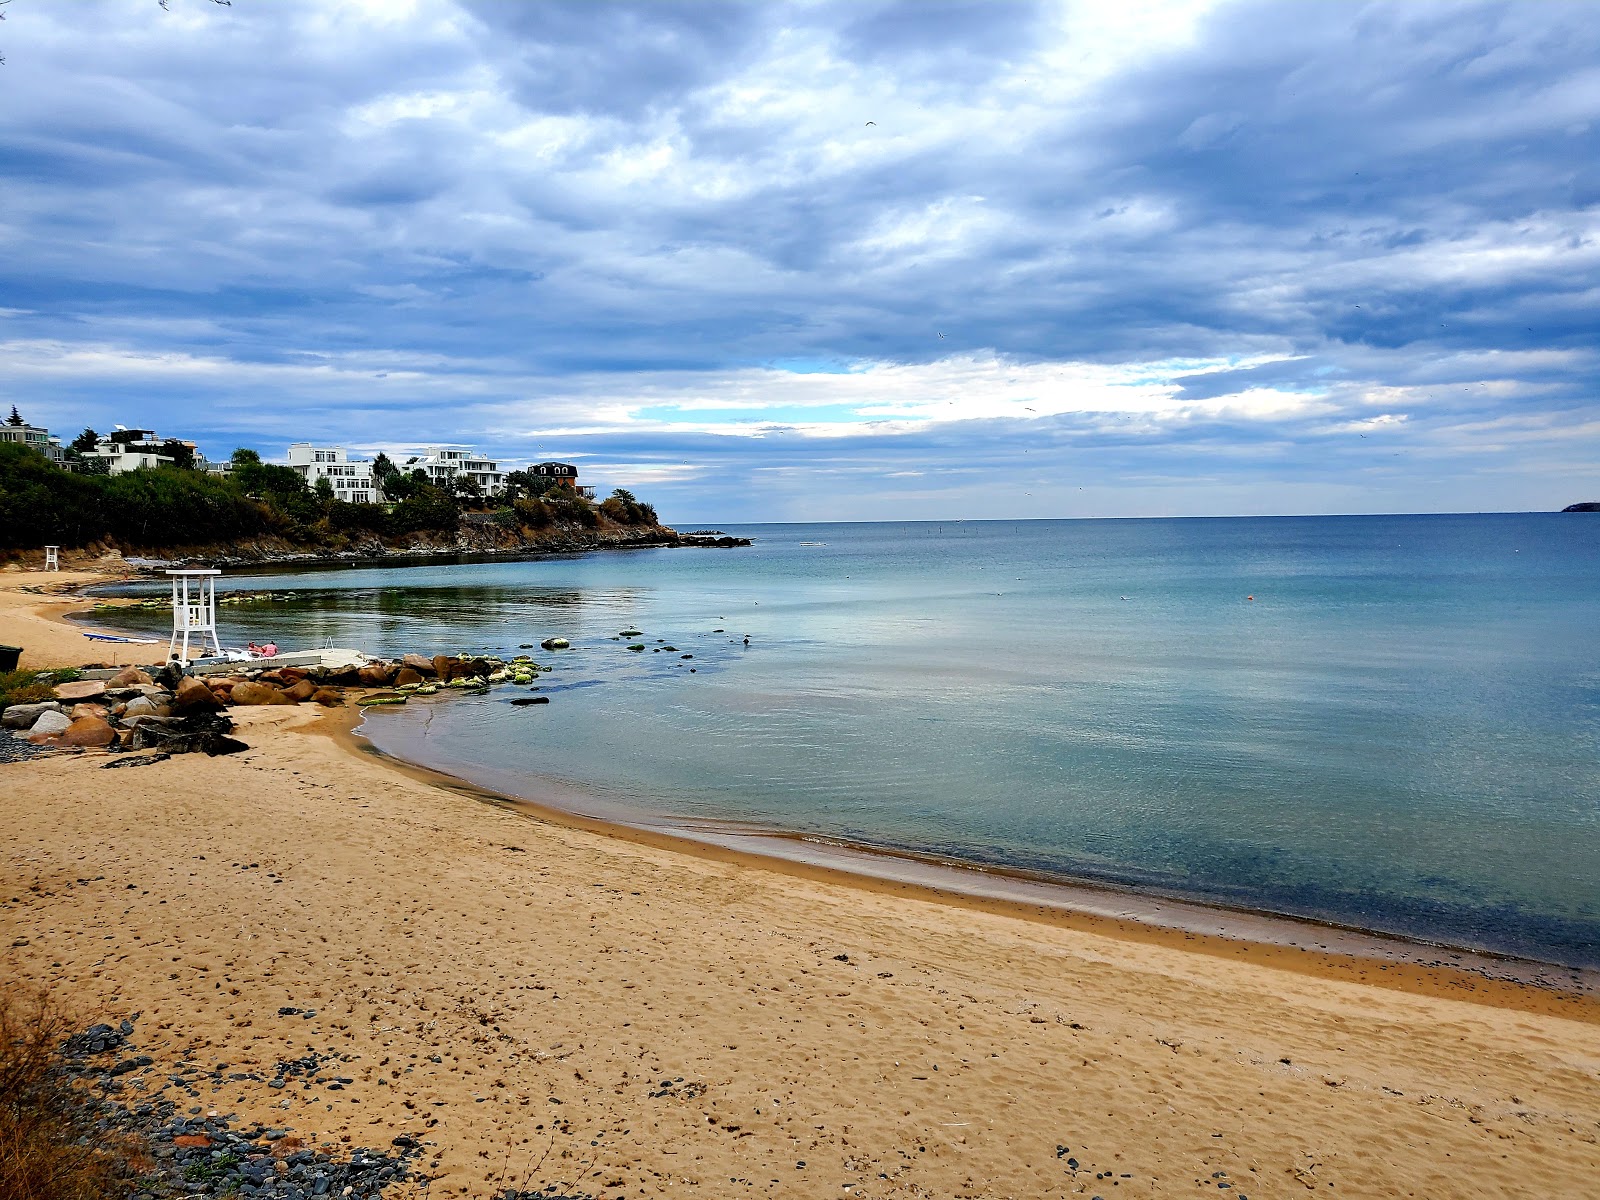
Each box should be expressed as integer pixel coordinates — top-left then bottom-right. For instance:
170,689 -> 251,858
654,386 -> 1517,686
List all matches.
2,651 -> 559,757
59,1018 -> 427,1199
0,666 -> 250,757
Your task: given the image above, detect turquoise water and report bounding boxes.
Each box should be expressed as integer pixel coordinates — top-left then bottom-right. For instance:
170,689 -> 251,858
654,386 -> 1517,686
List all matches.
98,516 -> 1600,967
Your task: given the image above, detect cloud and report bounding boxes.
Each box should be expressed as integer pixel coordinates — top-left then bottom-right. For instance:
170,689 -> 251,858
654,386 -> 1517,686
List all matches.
1,0 -> 1597,520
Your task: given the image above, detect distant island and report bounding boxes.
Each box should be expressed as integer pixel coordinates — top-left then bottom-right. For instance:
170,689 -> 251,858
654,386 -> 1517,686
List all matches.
1562,502 -> 1600,512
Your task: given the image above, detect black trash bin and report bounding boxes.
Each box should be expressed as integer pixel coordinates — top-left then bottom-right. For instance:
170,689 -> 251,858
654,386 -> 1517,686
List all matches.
0,645 -> 21,673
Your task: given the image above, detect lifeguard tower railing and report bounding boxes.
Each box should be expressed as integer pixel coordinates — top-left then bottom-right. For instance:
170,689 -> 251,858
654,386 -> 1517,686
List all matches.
166,568 -> 223,664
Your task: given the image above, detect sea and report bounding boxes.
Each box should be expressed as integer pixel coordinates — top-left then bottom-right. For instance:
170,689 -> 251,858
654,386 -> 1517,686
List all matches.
91,515 -> 1600,972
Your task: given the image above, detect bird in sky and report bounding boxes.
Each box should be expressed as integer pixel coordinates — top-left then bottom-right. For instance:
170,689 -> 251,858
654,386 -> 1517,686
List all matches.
865,121 -> 876,126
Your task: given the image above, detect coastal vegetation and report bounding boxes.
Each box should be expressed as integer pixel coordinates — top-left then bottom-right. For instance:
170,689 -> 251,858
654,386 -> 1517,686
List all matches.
0,988 -> 134,1200
0,441 -> 667,557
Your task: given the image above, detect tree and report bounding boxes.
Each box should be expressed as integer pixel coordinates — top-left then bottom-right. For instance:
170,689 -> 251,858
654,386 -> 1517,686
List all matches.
230,448 -> 261,467
6,406 -> 23,427
314,476 -> 335,502
370,451 -> 401,500
158,439 -> 196,470
70,428 -> 99,453
599,487 -> 655,525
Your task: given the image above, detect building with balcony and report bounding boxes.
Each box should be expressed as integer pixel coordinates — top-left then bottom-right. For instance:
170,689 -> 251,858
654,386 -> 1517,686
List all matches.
0,412 -> 66,465
80,429 -> 184,474
286,443 -> 377,504
411,446 -> 506,496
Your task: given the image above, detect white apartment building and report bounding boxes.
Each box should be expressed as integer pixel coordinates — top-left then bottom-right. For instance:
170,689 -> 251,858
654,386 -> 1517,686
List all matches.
286,443 -> 377,504
82,429 -> 182,474
410,446 -> 506,496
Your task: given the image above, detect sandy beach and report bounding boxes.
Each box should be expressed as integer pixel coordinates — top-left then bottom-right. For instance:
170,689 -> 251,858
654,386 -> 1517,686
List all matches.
3,573 -> 1600,1198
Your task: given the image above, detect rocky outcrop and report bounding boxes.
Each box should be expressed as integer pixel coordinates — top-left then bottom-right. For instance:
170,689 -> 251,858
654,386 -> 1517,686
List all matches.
1562,502 -> 1599,512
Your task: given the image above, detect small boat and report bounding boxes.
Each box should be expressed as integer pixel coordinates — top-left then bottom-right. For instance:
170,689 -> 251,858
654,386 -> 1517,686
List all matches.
798,541 -> 827,546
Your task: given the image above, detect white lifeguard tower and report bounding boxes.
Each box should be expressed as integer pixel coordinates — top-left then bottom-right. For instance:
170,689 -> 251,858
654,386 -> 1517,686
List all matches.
43,545 -> 60,571
166,568 -> 222,664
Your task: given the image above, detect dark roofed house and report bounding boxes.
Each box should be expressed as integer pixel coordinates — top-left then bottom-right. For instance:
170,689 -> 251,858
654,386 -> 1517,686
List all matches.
531,461 -> 593,499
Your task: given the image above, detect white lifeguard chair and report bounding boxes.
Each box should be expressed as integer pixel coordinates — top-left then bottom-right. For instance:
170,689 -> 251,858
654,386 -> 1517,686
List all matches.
166,568 -> 223,664
43,545 -> 60,571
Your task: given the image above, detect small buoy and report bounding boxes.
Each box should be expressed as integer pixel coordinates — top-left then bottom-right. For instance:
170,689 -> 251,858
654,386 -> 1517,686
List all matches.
1247,595 -> 1255,601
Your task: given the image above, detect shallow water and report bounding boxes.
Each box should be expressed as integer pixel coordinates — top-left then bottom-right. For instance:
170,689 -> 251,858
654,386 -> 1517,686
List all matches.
97,515 -> 1600,967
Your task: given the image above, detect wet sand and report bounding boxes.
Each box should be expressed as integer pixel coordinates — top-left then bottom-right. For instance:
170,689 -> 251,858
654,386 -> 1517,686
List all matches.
3,573 -> 1600,1197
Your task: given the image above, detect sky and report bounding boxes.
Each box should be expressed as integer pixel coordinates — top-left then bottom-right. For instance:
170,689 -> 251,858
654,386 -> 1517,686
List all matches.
3,0 -> 1598,523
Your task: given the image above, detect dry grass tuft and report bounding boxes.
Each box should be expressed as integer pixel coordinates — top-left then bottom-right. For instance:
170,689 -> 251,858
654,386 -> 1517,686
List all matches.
0,987 -> 132,1200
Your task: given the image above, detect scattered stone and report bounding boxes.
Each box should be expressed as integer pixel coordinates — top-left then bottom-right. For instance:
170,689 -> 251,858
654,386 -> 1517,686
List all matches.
173,675 -> 225,712
229,681 -> 295,706
540,637 -> 570,650
120,695 -> 167,720
358,663 -> 396,687
28,709 -> 73,738
69,702 -> 110,721
54,679 -> 107,702
1,700 -> 66,729
60,715 -> 117,748
102,752 -> 172,769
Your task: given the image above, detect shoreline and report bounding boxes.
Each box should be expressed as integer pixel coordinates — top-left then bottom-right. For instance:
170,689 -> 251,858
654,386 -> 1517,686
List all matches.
6,575 -> 1600,1195
342,719 -> 1600,1018
35,565 -> 1600,1005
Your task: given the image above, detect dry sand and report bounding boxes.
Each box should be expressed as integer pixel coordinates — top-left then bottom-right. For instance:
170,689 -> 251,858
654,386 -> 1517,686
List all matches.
0,563 -> 148,668
3,577 -> 1599,1198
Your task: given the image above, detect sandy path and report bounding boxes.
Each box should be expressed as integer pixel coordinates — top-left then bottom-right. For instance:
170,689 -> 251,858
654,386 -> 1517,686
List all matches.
3,699 -> 1598,1199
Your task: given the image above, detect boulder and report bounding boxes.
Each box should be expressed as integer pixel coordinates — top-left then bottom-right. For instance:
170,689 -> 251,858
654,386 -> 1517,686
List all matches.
394,667 -> 424,687
540,637 -> 570,650
60,716 -> 116,748
282,679 -> 317,703
54,680 -> 106,702
401,653 -> 437,676
358,663 -> 396,687
69,703 -> 110,721
1,701 -> 65,730
278,667 -> 310,684
228,681 -> 295,706
103,684 -> 165,700
173,676 -> 225,712
107,667 -> 153,688
30,709 -> 73,737
310,688 -> 345,707
432,655 -> 459,679
121,714 -> 179,729
122,695 -> 170,720
120,712 -> 245,756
